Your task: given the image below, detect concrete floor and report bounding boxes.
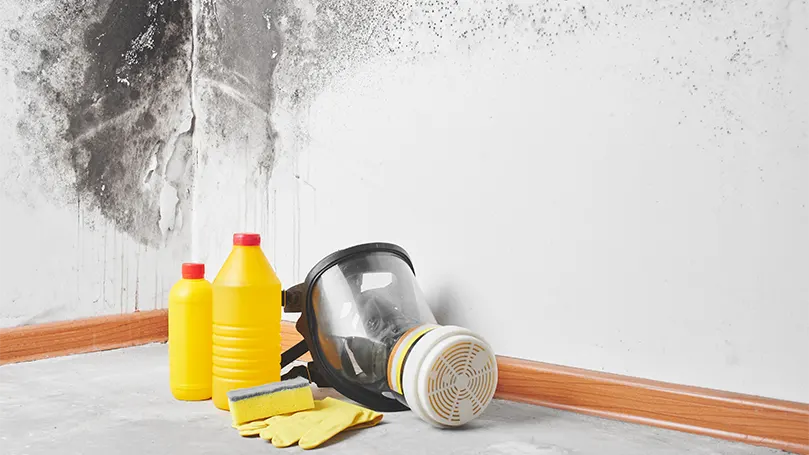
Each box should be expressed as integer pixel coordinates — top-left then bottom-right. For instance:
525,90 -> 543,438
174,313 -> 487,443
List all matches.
0,345 -> 788,455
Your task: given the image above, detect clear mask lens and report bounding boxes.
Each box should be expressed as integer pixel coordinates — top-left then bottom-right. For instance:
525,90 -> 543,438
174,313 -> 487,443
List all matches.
311,252 -> 436,396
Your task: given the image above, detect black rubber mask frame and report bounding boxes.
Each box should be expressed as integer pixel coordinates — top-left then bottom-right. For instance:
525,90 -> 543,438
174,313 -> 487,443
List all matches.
281,242 -> 413,412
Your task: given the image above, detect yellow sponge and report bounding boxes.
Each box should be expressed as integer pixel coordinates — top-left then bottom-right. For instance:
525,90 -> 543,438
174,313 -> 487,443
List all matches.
227,377 -> 315,426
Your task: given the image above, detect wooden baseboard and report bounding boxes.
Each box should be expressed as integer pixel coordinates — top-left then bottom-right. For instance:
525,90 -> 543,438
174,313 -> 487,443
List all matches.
1,314 -> 806,453
280,319 -> 311,360
0,310 -> 168,364
496,356 -> 809,454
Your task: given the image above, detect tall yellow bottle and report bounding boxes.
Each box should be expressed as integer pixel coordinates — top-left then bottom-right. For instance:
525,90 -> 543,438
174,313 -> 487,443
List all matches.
212,233 -> 282,410
168,263 -> 212,401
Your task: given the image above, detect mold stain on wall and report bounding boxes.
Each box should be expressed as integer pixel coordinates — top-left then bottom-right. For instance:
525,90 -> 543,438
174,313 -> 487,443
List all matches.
267,0 -> 802,153
7,0 -> 194,246
192,0 -> 284,176
278,0 -> 793,90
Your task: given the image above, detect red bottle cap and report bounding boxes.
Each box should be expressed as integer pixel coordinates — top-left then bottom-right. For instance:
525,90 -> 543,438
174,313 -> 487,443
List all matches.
233,233 -> 261,246
182,263 -> 205,279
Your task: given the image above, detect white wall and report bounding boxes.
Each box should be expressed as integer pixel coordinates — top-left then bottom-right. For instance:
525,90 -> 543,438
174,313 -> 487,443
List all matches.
195,0 -> 809,402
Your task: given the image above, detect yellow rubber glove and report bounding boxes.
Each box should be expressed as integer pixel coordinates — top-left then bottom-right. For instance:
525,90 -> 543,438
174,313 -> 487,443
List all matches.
259,397 -> 383,449
234,406 -> 380,438
235,420 -> 268,437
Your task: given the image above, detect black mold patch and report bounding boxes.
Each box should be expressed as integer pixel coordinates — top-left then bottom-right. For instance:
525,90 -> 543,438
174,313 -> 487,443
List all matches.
9,0 -> 193,246
69,0 -> 189,136
65,0 -> 193,245
194,0 -> 284,175
196,0 -> 283,102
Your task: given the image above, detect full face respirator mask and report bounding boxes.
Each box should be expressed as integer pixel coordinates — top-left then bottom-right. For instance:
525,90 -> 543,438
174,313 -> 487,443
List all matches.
281,243 -> 498,427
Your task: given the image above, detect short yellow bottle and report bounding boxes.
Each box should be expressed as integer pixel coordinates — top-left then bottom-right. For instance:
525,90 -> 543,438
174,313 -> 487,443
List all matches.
212,233 -> 282,410
168,263 -> 213,401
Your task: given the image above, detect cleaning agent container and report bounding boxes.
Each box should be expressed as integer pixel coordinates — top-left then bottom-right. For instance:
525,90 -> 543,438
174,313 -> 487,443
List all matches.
168,263 -> 213,401
212,233 -> 282,410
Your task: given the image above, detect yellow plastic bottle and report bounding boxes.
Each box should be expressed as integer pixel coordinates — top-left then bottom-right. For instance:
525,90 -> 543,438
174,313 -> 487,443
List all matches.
212,233 -> 282,410
168,263 -> 213,401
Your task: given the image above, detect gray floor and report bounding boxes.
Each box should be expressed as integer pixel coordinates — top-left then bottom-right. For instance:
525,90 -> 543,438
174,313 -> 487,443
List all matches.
0,345 -> 788,455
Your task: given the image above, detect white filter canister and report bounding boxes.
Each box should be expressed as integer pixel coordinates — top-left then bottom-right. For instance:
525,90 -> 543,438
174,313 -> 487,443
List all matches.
400,325 -> 498,427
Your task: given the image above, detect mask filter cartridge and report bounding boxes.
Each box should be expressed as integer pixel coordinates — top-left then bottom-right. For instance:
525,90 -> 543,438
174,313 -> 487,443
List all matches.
390,325 -> 498,427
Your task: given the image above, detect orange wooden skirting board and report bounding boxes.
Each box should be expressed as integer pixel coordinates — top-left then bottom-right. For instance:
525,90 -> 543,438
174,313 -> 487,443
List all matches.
496,356 -> 809,454
280,320 -> 311,361
0,310 -> 168,364
1,311 -> 806,453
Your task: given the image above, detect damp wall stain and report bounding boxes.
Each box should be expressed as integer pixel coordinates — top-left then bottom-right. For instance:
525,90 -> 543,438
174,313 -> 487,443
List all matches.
266,0 -> 804,151
187,0 -> 285,262
5,0 -> 194,246
193,0 -> 283,175
270,0 -> 799,94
